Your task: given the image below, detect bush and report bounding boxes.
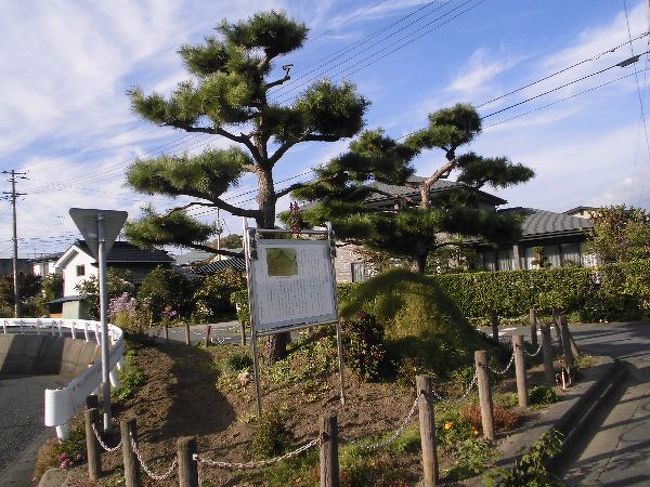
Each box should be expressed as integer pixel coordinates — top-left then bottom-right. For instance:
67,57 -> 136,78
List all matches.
340,312 -> 387,380
112,348 -> 145,401
434,260 -> 650,322
138,266 -> 195,322
223,350 -> 253,372
340,269 -> 485,377
193,268 -> 246,322
462,403 -> 521,433
252,404 -> 293,458
529,385 -> 558,408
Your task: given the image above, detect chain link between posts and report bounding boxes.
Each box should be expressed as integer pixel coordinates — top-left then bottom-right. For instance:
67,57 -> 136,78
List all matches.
196,437 -> 320,470
342,394 -> 420,451
524,342 -> 543,357
91,422 -> 122,452
482,350 -> 516,376
129,433 -> 178,480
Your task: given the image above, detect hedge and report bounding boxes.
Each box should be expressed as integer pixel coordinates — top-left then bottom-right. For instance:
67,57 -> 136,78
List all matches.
433,260 -> 650,322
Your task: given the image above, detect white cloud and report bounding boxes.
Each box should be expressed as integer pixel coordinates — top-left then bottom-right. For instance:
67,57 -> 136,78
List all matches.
448,48 -> 520,96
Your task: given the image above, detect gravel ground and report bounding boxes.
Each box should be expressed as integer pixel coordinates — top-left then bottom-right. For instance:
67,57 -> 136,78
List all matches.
0,375 -> 67,473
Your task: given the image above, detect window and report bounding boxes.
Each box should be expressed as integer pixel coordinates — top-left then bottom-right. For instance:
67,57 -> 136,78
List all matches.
76,265 -> 85,276
483,250 -> 497,272
560,242 -> 580,265
497,248 -> 513,271
351,262 -> 367,282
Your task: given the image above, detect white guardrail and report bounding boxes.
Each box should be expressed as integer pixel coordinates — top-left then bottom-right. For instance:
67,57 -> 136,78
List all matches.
1,318 -> 124,439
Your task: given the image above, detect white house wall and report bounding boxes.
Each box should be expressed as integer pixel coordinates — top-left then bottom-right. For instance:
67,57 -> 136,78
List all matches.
62,252 -> 97,296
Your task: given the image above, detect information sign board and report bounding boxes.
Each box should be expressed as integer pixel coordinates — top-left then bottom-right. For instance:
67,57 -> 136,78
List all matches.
248,238 -> 337,332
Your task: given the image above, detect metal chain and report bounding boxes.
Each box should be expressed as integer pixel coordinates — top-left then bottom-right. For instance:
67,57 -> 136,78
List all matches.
343,394 -> 420,451
129,434 -> 178,480
430,370 -> 478,404
196,437 -> 320,470
482,351 -> 516,376
524,342 -> 543,357
91,422 -> 122,452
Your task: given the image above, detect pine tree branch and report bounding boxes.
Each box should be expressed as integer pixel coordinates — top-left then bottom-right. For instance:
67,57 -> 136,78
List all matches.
213,197 -> 261,218
166,202 -> 217,216
181,125 -> 262,164
274,182 -> 308,199
269,131 -> 340,166
264,74 -> 290,90
185,242 -> 243,258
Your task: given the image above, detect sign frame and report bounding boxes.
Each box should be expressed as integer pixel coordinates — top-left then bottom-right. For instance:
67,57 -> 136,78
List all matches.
243,220 -> 345,415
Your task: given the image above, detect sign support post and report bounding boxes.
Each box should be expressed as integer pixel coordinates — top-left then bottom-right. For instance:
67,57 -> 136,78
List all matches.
70,208 -> 127,433
97,213 -> 112,431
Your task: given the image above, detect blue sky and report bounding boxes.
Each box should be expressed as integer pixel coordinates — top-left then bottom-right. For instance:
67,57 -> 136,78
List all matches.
1,0 -> 649,258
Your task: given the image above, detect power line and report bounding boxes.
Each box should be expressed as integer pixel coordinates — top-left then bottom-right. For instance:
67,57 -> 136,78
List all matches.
274,0 -> 484,104
481,51 -> 650,119
483,67 -> 650,129
476,29 -> 650,108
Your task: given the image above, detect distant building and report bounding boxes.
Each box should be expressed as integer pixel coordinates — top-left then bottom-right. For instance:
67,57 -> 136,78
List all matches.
52,240 -> 174,318
31,252 -> 64,276
0,258 -> 30,277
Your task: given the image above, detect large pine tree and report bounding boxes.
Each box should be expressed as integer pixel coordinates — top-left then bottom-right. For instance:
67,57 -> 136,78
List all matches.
124,11 -> 369,361
294,104 -> 535,273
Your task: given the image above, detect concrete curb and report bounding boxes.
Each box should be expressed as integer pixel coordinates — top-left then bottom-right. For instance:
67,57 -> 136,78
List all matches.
462,355 -> 623,485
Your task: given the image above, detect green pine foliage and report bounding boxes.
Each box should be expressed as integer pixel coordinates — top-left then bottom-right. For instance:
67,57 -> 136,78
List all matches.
294,104 -> 534,273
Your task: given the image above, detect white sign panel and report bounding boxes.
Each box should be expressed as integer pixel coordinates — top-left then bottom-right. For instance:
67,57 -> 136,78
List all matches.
248,238 -> 337,332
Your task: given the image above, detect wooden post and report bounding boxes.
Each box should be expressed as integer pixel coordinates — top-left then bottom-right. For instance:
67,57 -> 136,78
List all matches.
559,317 -> 574,367
540,324 -> 555,386
529,308 -> 538,349
512,335 -> 528,408
184,322 -> 191,345
240,320 -> 247,346
320,414 -> 339,487
475,350 -> 495,442
205,325 -> 212,347
163,321 -> 169,344
84,405 -> 101,481
177,436 -> 199,487
416,375 -> 439,486
120,419 -> 140,487
490,310 -> 499,343
563,316 -> 580,357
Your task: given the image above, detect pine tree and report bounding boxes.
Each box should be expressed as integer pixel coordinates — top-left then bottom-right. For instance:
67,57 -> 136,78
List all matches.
124,11 -> 369,361
294,104 -> 535,273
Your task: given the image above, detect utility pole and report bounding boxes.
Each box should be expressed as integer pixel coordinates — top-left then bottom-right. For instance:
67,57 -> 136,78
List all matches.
2,170 -> 28,318
216,207 -> 222,261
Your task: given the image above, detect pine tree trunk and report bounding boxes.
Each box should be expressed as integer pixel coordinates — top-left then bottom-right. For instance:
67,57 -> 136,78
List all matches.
415,254 -> 427,274
256,167 -> 290,363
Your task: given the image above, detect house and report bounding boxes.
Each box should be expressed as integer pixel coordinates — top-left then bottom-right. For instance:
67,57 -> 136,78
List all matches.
473,208 -> 595,271
31,252 -> 63,276
0,258 -> 30,277
52,240 -> 174,318
331,176 -> 597,280
173,249 -> 215,267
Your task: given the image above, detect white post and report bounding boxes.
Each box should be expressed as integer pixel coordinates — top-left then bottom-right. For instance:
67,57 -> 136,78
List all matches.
36,319 -> 41,335
84,321 -> 90,342
97,213 -> 112,432
71,321 -> 77,339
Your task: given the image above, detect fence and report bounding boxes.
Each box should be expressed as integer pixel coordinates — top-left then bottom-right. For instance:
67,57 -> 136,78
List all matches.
1,318 -> 124,439
81,310 -> 579,487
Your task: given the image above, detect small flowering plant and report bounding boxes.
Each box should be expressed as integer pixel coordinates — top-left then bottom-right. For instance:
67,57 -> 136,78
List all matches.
108,292 -> 140,333
58,452 -> 85,469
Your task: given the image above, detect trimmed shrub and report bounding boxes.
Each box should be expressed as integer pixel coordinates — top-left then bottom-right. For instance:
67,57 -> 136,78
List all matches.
252,404 -> 293,458
434,260 -> 650,322
340,269 -> 485,376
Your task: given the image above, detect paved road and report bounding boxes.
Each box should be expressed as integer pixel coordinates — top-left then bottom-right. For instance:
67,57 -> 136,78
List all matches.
0,374 -> 67,486
557,322 -> 650,486
501,321 -> 650,485
150,320 -> 244,345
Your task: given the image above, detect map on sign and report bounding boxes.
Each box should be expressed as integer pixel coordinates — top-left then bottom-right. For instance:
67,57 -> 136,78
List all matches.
248,238 -> 337,332
266,248 -> 298,276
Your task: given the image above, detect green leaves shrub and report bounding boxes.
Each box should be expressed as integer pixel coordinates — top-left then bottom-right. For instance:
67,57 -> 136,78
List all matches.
340,311 -> 386,380
252,404 -> 293,459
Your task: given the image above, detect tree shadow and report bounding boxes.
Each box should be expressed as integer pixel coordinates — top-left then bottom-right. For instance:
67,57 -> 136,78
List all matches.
139,342 -> 236,442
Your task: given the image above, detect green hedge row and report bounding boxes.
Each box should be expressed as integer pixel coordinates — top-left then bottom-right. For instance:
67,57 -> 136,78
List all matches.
433,260 -> 650,321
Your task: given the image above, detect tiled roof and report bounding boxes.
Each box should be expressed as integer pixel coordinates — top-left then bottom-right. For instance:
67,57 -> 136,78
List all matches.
75,240 -> 173,263
195,258 -> 246,275
366,179 -> 507,205
500,208 -> 594,239
173,249 -> 215,266
30,252 -> 64,263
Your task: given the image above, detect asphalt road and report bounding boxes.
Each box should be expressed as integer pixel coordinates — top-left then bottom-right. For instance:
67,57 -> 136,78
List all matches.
0,374 -> 67,485
501,321 -> 650,485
